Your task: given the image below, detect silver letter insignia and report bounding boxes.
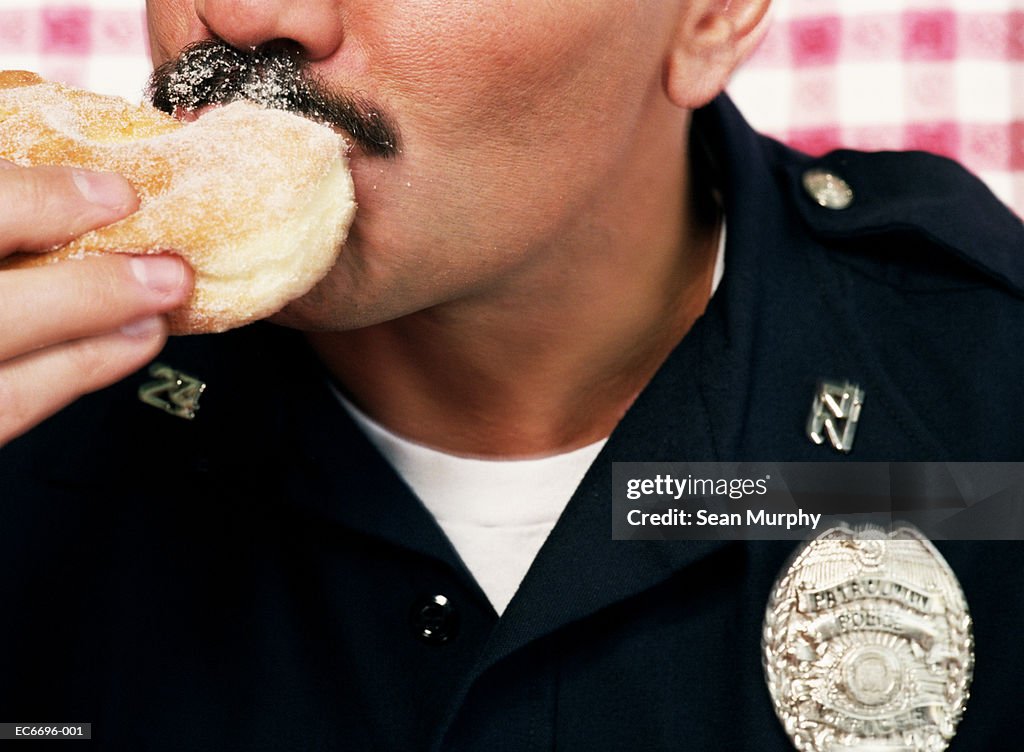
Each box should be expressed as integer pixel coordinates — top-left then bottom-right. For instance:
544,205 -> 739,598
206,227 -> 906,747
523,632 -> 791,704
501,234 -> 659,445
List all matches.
807,380 -> 864,453
138,363 -> 206,420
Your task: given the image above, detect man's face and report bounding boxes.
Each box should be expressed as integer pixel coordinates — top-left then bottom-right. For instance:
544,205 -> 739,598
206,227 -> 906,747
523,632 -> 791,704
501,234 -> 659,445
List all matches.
146,1 -> 684,330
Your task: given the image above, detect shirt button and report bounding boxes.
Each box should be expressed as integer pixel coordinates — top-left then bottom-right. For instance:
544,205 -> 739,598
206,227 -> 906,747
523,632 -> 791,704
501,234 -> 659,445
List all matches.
802,168 -> 854,210
410,594 -> 459,645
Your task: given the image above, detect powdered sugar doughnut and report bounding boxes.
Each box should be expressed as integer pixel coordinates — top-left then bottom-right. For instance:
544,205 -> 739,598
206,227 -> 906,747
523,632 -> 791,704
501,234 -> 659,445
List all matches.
0,71 -> 355,334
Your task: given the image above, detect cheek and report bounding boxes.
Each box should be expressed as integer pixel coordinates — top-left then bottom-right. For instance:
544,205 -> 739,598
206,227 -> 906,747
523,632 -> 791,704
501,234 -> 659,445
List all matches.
333,3 -> 675,285
364,2 -> 658,153
431,10 -> 669,235
357,6 -> 654,209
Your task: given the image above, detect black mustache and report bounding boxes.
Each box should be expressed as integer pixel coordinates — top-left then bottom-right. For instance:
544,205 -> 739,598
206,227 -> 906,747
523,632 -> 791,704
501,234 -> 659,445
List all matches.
147,40 -> 400,158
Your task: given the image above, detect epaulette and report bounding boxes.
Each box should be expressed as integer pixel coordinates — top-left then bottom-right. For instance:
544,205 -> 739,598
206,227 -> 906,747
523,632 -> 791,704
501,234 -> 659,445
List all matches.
781,150 -> 1024,298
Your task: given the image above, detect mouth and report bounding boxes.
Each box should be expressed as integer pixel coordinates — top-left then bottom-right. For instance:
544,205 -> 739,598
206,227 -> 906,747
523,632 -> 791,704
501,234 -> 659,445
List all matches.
150,42 -> 401,157
173,104 -> 215,123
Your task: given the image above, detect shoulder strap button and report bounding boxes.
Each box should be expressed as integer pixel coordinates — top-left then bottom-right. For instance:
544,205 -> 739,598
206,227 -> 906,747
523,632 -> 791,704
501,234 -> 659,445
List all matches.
802,168 -> 854,210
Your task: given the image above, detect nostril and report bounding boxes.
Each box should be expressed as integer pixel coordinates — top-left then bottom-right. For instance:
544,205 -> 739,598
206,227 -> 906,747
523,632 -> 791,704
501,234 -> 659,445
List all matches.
194,0 -> 289,52
193,0 -> 345,63
258,39 -> 305,57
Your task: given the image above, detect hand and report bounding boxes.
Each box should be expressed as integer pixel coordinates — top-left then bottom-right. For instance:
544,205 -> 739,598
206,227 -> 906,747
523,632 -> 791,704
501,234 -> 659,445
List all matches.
0,160 -> 193,446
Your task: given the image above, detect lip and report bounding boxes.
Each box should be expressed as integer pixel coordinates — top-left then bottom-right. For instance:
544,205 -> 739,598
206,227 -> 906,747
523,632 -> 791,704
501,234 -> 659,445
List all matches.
173,104 -> 219,123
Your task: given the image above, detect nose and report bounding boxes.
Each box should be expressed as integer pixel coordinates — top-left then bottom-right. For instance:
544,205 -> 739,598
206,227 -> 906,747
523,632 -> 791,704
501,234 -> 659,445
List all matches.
194,0 -> 344,61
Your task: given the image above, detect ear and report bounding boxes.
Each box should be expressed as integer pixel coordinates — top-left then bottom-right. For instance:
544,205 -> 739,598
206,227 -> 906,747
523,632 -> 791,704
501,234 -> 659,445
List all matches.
664,0 -> 772,109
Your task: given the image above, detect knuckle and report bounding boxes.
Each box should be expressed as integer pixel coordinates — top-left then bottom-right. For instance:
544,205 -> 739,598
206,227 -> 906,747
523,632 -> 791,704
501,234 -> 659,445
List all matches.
75,256 -> 122,303
65,256 -> 139,319
16,169 -> 50,215
64,337 -> 116,387
0,167 -> 63,250
66,330 -> 163,392
0,166 -> 119,253
7,165 -> 59,213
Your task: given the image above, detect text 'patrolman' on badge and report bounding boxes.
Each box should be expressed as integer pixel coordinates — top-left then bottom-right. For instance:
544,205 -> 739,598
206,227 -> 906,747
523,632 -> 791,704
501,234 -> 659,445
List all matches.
763,524 -> 973,752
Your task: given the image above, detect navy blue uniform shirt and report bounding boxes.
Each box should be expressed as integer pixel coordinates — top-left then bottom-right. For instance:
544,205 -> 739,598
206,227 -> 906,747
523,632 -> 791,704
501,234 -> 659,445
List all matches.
1,95 -> 1022,750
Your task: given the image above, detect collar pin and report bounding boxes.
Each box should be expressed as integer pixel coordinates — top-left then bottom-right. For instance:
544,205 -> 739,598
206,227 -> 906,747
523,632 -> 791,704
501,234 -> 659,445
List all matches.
807,380 -> 864,453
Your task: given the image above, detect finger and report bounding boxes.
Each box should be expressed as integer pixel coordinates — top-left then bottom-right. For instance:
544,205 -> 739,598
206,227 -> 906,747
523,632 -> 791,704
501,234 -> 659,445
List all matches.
0,164 -> 139,254
0,317 -> 168,447
0,254 -> 191,362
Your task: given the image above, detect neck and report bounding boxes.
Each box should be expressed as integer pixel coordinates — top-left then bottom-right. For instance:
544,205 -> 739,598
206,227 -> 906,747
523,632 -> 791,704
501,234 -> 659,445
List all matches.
307,116 -> 720,458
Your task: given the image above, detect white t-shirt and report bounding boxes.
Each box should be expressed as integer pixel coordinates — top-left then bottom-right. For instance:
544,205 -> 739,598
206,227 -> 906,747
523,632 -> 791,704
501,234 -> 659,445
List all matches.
338,394 -> 605,615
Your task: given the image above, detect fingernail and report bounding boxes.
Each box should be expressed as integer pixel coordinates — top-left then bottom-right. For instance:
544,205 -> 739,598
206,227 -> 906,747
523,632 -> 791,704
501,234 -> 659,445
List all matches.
72,169 -> 135,210
130,255 -> 185,293
120,315 -> 164,338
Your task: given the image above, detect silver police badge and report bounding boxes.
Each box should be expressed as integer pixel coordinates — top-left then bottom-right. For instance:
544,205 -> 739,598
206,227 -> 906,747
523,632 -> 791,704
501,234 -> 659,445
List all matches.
763,525 -> 973,751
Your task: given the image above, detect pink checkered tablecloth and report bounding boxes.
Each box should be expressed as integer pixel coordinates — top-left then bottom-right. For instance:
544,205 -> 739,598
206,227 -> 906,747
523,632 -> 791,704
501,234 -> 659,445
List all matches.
731,0 -> 1024,218
0,1 -> 149,100
1,0 -> 1022,217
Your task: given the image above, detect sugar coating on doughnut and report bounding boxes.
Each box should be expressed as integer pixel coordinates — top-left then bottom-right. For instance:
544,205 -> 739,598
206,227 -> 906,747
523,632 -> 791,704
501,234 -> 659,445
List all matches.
0,70 -> 356,334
